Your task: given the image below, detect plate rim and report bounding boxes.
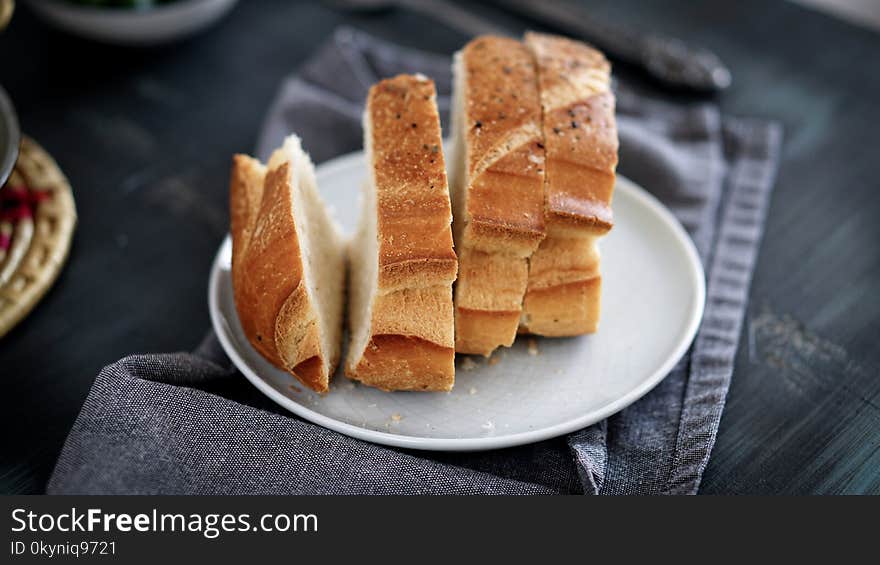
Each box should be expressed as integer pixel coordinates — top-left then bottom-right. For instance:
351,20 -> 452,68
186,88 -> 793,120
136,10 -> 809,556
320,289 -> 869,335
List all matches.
208,150 -> 706,452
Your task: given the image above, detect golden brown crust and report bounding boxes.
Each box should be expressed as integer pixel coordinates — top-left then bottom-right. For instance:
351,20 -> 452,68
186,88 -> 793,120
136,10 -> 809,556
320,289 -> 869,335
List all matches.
348,284 -> 455,390
229,156 -> 331,394
525,31 -> 617,235
368,286 -> 455,346
291,356 -> 327,393
274,282 -> 326,393
348,74 -> 457,391
229,155 -> 265,304
520,237 -> 600,337
520,277 -> 602,336
459,36 -> 546,250
232,161 -> 303,369
464,144 -> 547,253
454,308 -> 520,356
453,245 -> 529,353
524,236 -> 600,290
367,74 -> 458,290
345,335 -> 455,392
454,248 -> 529,311
453,37 -> 547,355
517,33 -> 617,338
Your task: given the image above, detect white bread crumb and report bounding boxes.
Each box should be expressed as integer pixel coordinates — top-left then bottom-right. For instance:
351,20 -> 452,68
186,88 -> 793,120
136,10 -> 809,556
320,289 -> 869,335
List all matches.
527,338 -> 539,356
461,356 -> 478,370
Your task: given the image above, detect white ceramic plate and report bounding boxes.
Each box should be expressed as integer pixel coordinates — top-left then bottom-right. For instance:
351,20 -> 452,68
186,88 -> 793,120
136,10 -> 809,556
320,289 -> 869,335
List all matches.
209,149 -> 705,451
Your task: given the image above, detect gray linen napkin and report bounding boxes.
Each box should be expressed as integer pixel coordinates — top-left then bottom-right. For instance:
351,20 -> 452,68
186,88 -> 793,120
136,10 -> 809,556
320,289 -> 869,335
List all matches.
48,28 -> 782,495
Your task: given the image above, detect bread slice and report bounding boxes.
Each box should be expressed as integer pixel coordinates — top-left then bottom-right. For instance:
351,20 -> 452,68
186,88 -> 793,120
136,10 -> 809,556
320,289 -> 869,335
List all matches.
520,32 -> 618,336
450,36 -> 546,356
346,74 -> 458,391
229,135 -> 346,393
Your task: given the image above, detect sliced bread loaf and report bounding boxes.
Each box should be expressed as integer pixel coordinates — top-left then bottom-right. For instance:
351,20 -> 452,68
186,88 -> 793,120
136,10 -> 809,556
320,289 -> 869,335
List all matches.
230,135 -> 346,393
520,32 -> 618,336
450,36 -> 547,356
346,74 -> 458,391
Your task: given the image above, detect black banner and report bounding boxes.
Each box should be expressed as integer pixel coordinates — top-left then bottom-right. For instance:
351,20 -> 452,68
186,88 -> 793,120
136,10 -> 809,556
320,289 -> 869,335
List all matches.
1,495 -> 871,562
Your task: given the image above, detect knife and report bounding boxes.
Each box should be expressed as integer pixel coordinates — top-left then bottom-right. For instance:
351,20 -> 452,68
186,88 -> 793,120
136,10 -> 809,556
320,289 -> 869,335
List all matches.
488,0 -> 732,93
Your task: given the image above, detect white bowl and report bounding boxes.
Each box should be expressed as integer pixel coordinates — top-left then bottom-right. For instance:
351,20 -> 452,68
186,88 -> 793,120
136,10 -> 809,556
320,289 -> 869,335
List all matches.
0,85 -> 19,188
27,0 -> 238,46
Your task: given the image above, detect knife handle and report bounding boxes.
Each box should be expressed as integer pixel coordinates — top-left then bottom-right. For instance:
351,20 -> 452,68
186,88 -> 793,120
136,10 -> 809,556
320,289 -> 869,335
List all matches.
491,0 -> 732,92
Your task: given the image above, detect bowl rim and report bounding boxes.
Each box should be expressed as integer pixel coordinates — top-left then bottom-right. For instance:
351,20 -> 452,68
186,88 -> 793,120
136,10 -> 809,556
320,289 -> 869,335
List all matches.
34,0 -> 221,14
0,84 -> 20,188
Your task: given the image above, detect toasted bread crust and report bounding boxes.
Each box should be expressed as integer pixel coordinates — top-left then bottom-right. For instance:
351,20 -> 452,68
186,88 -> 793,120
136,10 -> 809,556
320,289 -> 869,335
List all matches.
454,247 -> 528,355
464,144 -> 546,254
345,335 -> 455,392
519,33 -> 617,337
454,308 -> 520,356
369,285 -> 455,346
274,281 -> 327,392
230,156 -> 332,393
455,248 -> 529,311
459,36 -> 546,250
520,276 -> 602,336
453,37 -> 546,355
368,74 -> 458,290
348,74 -> 457,390
524,236 -> 600,290
525,32 -> 617,234
230,154 -> 266,309
233,162 -> 305,369
290,356 -> 328,393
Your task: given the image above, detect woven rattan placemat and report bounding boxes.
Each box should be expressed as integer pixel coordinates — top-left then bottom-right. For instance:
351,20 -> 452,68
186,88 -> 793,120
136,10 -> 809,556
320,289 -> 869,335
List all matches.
0,136 -> 76,338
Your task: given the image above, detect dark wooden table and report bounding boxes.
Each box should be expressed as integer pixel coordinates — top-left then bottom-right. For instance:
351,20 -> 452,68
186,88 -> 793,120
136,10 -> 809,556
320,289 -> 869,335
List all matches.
1,0 -> 878,494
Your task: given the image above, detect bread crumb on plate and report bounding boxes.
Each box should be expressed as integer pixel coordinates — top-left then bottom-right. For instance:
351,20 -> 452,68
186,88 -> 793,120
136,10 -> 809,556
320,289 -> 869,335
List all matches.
527,338 -> 539,356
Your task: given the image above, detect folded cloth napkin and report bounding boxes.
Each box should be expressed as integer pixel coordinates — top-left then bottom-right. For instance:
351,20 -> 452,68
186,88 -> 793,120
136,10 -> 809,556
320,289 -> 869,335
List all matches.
48,28 -> 782,495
